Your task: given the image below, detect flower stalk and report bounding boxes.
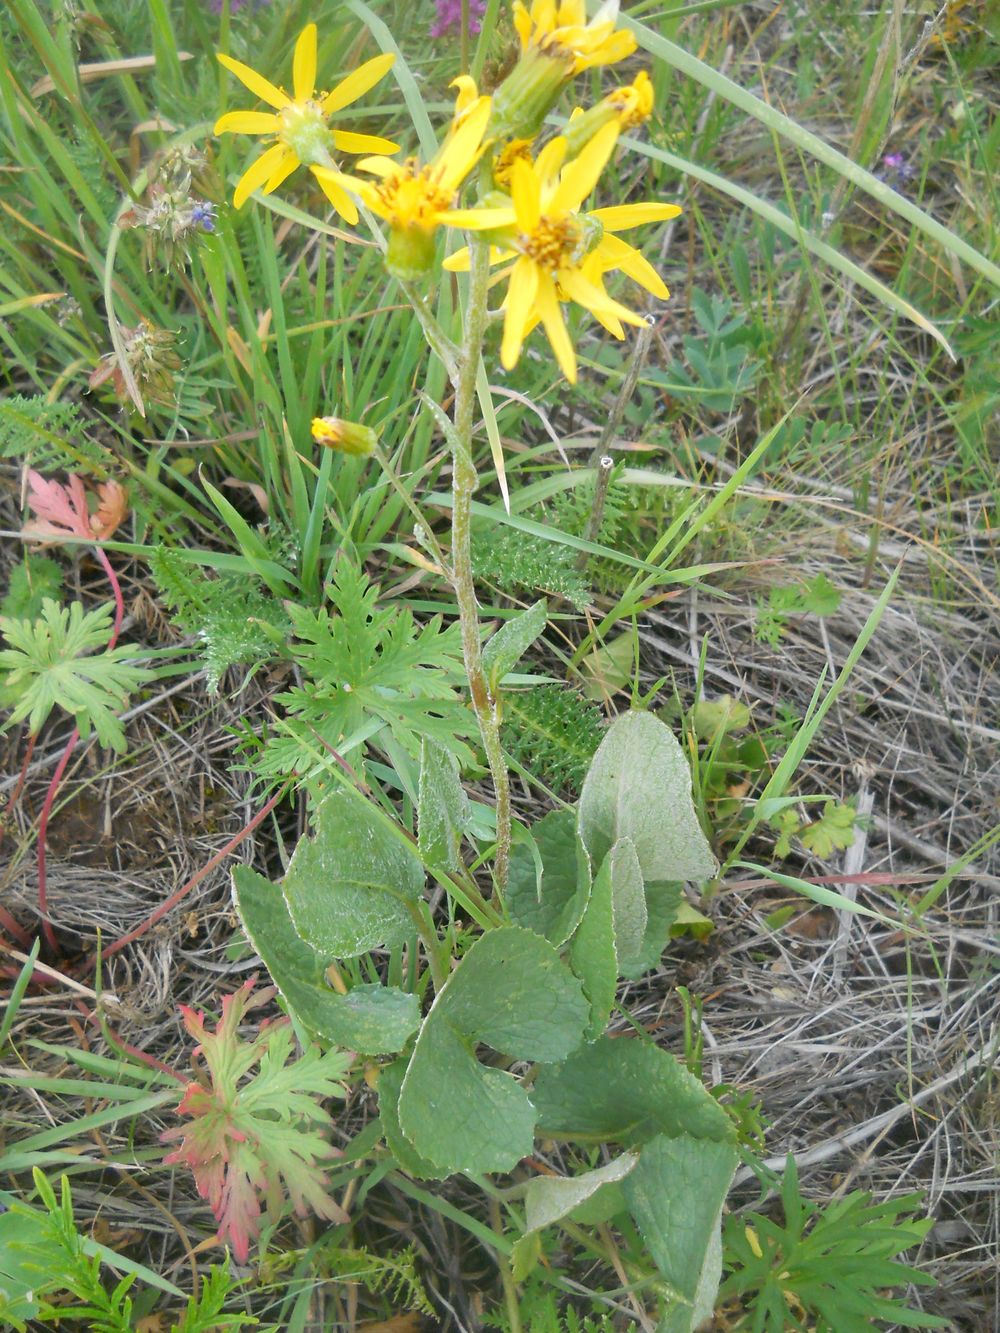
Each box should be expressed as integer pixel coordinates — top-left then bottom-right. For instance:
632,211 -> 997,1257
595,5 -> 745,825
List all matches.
448,233 -> 512,893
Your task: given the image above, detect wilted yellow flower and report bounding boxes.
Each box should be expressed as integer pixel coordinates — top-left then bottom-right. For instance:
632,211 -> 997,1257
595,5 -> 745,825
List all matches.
315,92 -> 510,278
214,23 -> 397,220
445,124 -> 681,383
513,0 -> 636,71
311,415 -> 378,456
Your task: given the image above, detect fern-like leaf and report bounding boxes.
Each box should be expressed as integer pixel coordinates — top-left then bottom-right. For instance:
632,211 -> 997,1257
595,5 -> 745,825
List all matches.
0,600 -> 153,751
502,684 -> 605,794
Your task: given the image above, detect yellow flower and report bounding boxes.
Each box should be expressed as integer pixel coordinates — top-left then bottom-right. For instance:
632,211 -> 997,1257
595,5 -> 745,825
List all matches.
444,124 -> 681,384
312,416 -> 378,456
511,0 -> 636,72
315,92 -> 511,279
214,23 -> 398,221
563,71 -> 654,158
493,137 -> 536,190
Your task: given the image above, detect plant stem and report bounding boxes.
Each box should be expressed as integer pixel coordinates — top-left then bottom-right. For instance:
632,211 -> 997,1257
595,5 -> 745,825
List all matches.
449,236 -> 512,893
488,1196 -> 523,1333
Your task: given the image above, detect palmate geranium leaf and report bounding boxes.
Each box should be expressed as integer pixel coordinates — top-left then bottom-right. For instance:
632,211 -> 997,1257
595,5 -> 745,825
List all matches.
0,599 -> 153,752
161,980 -> 352,1263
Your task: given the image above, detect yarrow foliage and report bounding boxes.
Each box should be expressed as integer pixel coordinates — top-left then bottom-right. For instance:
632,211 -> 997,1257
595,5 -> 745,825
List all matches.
161,980 -> 352,1262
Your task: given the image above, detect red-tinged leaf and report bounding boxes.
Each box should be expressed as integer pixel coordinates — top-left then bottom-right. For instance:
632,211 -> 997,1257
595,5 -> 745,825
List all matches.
91,480 -> 128,539
22,470 -> 128,544
162,979 -> 352,1262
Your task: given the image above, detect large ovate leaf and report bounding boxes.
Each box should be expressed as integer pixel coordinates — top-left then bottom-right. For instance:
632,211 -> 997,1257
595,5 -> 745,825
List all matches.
417,738 -> 470,871
282,791 -> 423,958
619,880 -> 683,981
233,866 -> 420,1055
399,1017 -> 538,1175
397,927 -> 589,1175
608,837 -> 647,972
569,852 -> 617,1040
532,1036 -> 733,1146
578,712 -> 717,884
622,1133 -> 737,1333
524,1153 -> 638,1234
377,1057 -> 453,1181
507,809 -> 592,947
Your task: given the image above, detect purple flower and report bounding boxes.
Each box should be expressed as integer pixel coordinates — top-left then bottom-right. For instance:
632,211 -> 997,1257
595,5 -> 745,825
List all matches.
431,0 -> 486,38
190,201 -> 217,232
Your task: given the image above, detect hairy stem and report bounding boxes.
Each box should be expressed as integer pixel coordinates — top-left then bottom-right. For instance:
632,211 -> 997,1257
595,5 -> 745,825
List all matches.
450,236 -> 512,893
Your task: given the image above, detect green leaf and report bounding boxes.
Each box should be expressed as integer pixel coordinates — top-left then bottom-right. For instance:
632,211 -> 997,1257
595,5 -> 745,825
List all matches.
532,1036 -> 734,1147
507,809 -> 592,947
801,573 -> 842,617
579,631 -> 634,701
282,792 -> 424,959
1,556 -> 62,621
397,927 -> 589,1174
232,866 -> 420,1055
799,800 -> 856,859
400,1016 -> 538,1175
668,900 -> 714,942
0,600 -> 153,752
622,1133 -> 737,1333
482,599 -> 548,686
578,711 -> 718,885
569,852 -> 617,1041
377,1058 -> 451,1180
524,1152 -> 638,1234
607,837 -> 647,976
417,739 -> 470,872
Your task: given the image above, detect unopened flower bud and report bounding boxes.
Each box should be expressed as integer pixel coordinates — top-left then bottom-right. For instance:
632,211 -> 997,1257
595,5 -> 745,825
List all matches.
311,416 -> 378,456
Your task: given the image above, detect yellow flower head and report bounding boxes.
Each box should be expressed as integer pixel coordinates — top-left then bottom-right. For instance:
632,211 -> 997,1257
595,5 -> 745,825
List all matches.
311,415 -> 378,456
493,137 -> 536,190
315,89 -> 511,279
214,23 -> 398,221
444,123 -> 681,383
512,0 -> 637,72
607,70 -> 654,130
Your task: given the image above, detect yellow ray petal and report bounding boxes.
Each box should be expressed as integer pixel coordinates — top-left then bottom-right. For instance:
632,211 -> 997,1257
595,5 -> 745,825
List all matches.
217,52 -> 290,110
440,207 -> 517,229
311,166 -> 359,224
535,136 -> 568,190
265,148 -> 300,194
596,234 -> 669,299
559,268 -> 645,326
589,202 -> 683,231
511,157 -> 540,231
443,246 -> 472,272
501,257 -> 539,369
536,272 -> 576,383
322,52 -> 395,115
437,96 -> 492,191
551,121 -> 618,214
214,110 -> 279,136
233,142 -> 288,207
293,23 -> 317,102
332,130 -> 400,156
355,155 -> 399,178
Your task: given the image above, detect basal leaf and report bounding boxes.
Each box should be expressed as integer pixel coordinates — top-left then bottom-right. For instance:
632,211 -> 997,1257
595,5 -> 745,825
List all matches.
507,809 -> 591,947
377,1058 -> 450,1180
233,866 -> 420,1055
606,837 -> 647,976
619,880 -> 683,981
397,927 -> 589,1175
622,1133 -> 737,1333
532,1036 -> 733,1147
282,791 -> 424,959
578,712 -> 717,884
524,1152 -> 639,1234
569,852 -> 617,1041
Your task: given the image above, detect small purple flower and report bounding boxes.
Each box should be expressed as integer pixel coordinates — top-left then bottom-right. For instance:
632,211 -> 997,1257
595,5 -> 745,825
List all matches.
878,152 -> 917,187
431,0 -> 486,38
191,201 -> 217,233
